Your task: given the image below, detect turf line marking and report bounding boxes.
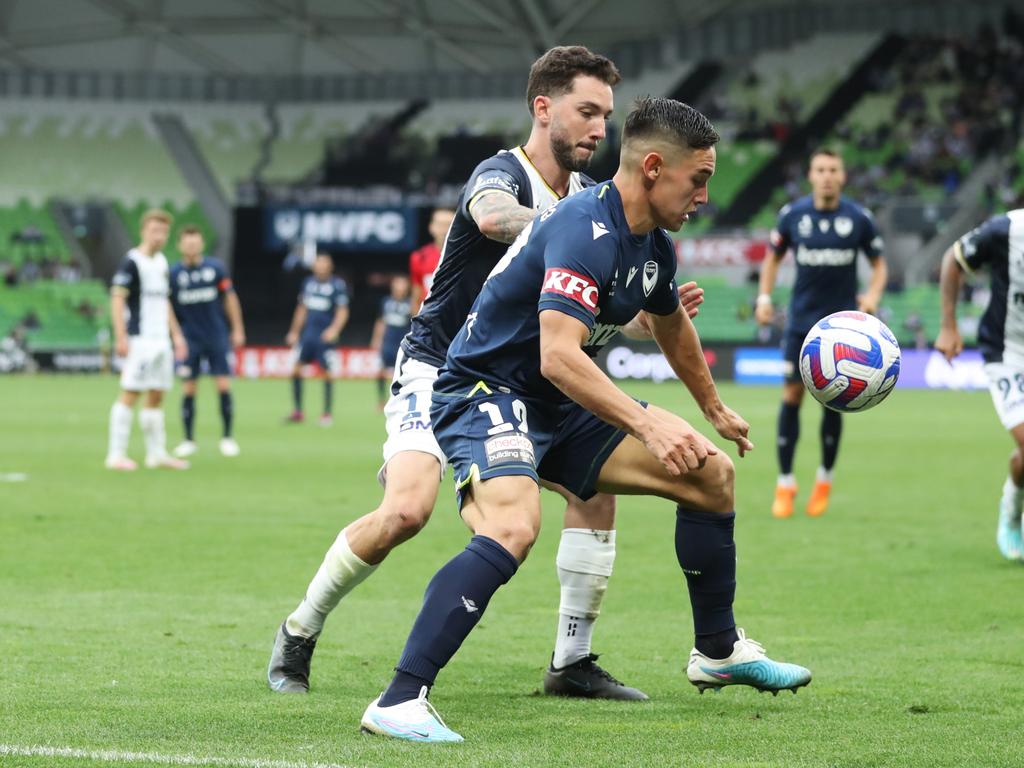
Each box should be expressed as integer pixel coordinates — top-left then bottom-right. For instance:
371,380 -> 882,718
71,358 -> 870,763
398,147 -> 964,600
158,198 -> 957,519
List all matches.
0,745 -> 354,768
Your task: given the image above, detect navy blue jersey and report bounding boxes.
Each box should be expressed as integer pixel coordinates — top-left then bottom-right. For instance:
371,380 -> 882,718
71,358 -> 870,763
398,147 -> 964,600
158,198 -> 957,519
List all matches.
300,276 -> 349,339
169,257 -> 232,343
380,295 -> 411,352
770,195 -> 883,333
402,146 -> 592,367
954,209 -> 1024,364
439,181 -> 680,403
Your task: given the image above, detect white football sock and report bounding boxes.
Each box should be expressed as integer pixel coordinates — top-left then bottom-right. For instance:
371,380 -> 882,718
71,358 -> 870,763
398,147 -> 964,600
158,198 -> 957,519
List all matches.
1001,476 -> 1024,523
287,530 -> 377,638
553,528 -> 615,668
107,401 -> 133,461
139,408 -> 167,462
816,466 -> 833,483
777,474 -> 796,488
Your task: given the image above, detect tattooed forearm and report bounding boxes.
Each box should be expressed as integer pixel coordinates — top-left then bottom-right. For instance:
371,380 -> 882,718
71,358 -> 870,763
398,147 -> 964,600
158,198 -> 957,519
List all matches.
469,192 -> 537,244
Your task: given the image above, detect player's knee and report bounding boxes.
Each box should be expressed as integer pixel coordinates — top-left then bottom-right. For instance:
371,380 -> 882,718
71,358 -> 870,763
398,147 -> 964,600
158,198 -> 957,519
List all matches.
379,499 -> 433,541
701,454 -> 735,513
486,518 -> 540,560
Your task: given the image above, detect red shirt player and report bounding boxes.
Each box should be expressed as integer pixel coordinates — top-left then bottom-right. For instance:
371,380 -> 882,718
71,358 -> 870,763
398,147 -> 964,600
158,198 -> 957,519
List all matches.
409,208 -> 455,314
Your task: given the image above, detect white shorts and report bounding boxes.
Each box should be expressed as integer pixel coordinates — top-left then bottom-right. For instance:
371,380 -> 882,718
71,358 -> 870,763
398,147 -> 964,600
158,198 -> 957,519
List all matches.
119,337 -> 173,392
984,362 -> 1024,430
378,348 -> 446,486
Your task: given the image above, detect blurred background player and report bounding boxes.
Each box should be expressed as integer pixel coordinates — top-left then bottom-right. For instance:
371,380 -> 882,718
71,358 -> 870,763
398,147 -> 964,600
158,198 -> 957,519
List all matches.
169,226 -> 246,459
755,149 -> 887,518
370,274 -> 411,409
409,208 -> 455,314
284,253 -> 349,427
105,209 -> 189,471
936,209 -> 1024,561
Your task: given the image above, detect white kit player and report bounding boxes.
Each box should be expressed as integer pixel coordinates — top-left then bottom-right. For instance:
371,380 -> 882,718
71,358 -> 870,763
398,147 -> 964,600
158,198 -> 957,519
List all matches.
105,209 -> 190,471
937,209 -> 1024,560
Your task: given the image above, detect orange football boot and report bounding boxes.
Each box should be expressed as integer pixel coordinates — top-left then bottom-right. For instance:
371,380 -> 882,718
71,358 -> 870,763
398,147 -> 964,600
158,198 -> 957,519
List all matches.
806,480 -> 832,517
771,484 -> 797,518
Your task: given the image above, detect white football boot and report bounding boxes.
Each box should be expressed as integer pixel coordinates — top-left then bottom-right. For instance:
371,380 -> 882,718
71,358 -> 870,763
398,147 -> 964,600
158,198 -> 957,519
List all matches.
173,440 -> 198,458
145,454 -> 189,470
219,437 -> 240,457
360,686 -> 463,743
104,456 -> 138,471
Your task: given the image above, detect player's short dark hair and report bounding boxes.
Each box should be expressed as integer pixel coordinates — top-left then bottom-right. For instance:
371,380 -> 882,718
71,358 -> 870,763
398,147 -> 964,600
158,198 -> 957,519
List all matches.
809,147 -> 843,165
526,46 -> 621,116
621,97 -> 719,153
177,225 -> 203,239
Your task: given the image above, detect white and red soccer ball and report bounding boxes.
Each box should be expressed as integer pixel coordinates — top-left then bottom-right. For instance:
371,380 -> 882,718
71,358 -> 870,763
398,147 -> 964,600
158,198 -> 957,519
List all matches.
799,311 -> 901,413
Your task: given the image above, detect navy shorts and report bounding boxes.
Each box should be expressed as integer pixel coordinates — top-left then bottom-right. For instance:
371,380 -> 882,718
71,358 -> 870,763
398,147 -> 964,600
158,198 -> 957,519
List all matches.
431,381 -> 635,509
380,342 -> 401,371
181,338 -> 232,379
782,328 -> 809,383
298,337 -> 330,368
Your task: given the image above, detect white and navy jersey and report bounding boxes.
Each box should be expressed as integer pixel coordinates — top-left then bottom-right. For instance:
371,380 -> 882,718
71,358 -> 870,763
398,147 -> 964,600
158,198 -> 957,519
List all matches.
111,249 -> 171,340
770,195 -> 883,333
169,257 -> 233,344
299,276 -> 349,340
438,181 -> 679,403
954,209 -> 1024,364
380,295 -> 412,352
402,146 -> 592,367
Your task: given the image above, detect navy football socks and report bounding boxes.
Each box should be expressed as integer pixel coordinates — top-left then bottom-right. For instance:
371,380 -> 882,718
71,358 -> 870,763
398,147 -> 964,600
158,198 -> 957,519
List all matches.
323,380 -> 333,416
379,535 -> 519,706
182,395 -> 195,441
777,402 -> 800,474
821,408 -> 842,471
675,506 -> 739,659
291,376 -> 302,413
220,391 -> 233,438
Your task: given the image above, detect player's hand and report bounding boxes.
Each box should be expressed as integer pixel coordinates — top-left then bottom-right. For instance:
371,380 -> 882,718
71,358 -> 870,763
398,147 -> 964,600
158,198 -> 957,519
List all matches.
320,329 -> 337,343
115,335 -> 129,358
679,281 -> 703,319
704,403 -> 754,457
754,300 -> 774,325
935,327 -> 963,363
173,334 -> 188,361
857,294 -> 879,315
639,413 -> 719,476
285,330 -> 298,346
231,329 -> 246,349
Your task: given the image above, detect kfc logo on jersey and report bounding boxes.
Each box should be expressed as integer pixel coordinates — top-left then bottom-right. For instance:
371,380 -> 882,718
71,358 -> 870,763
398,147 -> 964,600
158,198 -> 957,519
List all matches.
542,268 -> 599,313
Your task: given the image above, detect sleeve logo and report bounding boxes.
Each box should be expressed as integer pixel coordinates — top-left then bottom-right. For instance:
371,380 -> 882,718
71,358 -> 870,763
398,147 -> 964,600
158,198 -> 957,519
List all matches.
542,268 -> 599,312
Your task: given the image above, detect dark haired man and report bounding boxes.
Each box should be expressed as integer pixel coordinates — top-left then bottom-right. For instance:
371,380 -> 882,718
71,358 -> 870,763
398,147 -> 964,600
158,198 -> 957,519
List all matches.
756,149 -> 887,518
170,227 -> 246,458
360,97 -> 811,743
269,46 -> 706,701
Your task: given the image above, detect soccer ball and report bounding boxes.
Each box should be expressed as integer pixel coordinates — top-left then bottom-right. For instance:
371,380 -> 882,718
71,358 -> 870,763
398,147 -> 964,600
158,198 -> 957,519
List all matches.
799,311 -> 901,413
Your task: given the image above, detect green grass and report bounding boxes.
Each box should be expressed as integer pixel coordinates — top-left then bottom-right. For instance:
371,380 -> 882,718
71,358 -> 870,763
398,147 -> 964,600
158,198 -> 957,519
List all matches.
2,376 -> 1023,767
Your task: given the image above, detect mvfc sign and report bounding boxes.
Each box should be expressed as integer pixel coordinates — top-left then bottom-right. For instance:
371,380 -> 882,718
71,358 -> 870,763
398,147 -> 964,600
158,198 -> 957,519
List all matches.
265,206 -> 417,252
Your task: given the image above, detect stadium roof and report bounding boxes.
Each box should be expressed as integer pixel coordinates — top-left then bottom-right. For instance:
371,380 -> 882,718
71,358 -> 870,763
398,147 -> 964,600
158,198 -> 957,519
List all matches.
0,0 -> 734,76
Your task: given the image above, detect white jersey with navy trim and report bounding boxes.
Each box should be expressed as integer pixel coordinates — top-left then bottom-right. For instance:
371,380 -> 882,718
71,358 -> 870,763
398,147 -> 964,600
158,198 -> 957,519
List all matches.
954,209 -> 1024,364
111,249 -> 170,340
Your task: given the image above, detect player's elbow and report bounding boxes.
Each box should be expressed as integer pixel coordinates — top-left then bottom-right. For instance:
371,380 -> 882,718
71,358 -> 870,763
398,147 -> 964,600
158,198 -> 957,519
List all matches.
475,213 -> 502,241
539,344 -> 571,389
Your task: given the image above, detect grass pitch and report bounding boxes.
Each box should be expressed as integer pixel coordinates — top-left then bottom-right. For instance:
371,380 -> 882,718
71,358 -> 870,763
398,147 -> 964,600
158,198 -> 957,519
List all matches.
2,374 -> 1023,768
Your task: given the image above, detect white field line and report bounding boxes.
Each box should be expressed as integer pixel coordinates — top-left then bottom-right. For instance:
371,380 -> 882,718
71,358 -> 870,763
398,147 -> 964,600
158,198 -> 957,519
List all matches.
0,744 -> 355,768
